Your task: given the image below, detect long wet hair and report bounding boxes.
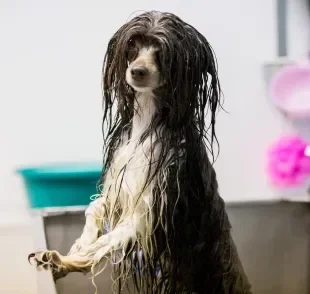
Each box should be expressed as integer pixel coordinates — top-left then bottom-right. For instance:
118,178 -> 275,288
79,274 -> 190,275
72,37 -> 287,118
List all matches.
98,11 -> 241,294
101,11 -> 221,168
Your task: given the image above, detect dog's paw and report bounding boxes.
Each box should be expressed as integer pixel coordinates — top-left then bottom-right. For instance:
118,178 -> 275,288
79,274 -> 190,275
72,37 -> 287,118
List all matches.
28,250 -> 68,281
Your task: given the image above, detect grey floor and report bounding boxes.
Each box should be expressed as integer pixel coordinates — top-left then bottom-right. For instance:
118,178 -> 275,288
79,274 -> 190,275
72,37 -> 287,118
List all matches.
45,202 -> 310,294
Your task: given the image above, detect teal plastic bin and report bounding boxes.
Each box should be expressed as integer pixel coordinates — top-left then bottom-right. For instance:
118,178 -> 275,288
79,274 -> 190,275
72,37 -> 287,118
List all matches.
17,163 -> 103,209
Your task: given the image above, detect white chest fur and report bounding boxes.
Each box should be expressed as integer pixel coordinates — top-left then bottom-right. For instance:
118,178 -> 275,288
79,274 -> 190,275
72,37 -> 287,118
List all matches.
103,92 -> 159,217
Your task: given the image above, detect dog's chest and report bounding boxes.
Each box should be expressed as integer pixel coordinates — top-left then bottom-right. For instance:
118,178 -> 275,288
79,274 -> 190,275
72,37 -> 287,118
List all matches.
111,135 -> 159,202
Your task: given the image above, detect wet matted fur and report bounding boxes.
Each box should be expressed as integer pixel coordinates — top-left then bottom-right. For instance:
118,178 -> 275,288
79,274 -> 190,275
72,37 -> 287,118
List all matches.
29,11 -> 252,294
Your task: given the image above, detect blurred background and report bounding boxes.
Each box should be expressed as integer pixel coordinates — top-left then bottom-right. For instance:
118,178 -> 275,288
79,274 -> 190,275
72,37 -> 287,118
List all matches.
1,0 -> 310,293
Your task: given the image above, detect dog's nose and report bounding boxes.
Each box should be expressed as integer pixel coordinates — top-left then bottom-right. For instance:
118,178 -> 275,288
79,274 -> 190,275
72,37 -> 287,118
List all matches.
131,66 -> 148,81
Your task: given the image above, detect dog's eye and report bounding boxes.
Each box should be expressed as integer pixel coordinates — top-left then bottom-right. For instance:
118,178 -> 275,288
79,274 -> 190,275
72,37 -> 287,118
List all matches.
127,40 -> 138,62
154,51 -> 162,70
154,51 -> 161,64
128,38 -> 135,48
127,48 -> 138,62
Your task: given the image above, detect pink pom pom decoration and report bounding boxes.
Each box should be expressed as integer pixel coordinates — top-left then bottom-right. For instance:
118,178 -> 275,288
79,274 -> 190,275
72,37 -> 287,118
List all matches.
267,135 -> 310,187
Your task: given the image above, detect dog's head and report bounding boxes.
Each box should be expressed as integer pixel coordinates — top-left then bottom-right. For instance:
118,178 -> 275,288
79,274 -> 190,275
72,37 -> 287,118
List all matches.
103,11 -> 221,151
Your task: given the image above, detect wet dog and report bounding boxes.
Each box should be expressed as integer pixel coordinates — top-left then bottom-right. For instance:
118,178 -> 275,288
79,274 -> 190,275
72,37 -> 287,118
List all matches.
29,11 -> 252,293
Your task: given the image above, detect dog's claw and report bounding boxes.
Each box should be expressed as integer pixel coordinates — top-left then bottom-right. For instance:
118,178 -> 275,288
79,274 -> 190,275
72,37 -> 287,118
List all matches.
28,253 -> 37,265
28,251 -> 68,281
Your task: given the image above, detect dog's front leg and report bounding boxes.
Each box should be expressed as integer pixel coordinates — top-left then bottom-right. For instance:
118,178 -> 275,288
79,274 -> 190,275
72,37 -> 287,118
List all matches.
68,197 -> 107,255
29,214 -> 138,280
29,196 -> 108,279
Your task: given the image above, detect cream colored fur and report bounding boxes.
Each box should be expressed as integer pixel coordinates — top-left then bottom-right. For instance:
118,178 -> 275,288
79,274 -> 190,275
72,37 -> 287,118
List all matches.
31,91 -> 162,292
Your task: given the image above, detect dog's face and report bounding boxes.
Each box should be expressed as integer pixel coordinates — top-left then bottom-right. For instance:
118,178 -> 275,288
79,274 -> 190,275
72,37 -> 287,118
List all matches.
125,38 -> 162,93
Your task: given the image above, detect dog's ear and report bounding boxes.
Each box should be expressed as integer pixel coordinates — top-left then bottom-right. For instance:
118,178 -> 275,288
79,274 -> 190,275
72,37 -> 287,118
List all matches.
102,32 -> 119,95
102,24 -> 132,98
179,29 -> 221,162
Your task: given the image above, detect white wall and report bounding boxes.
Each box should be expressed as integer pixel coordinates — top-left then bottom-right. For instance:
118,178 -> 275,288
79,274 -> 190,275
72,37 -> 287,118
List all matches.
0,0 -> 308,226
